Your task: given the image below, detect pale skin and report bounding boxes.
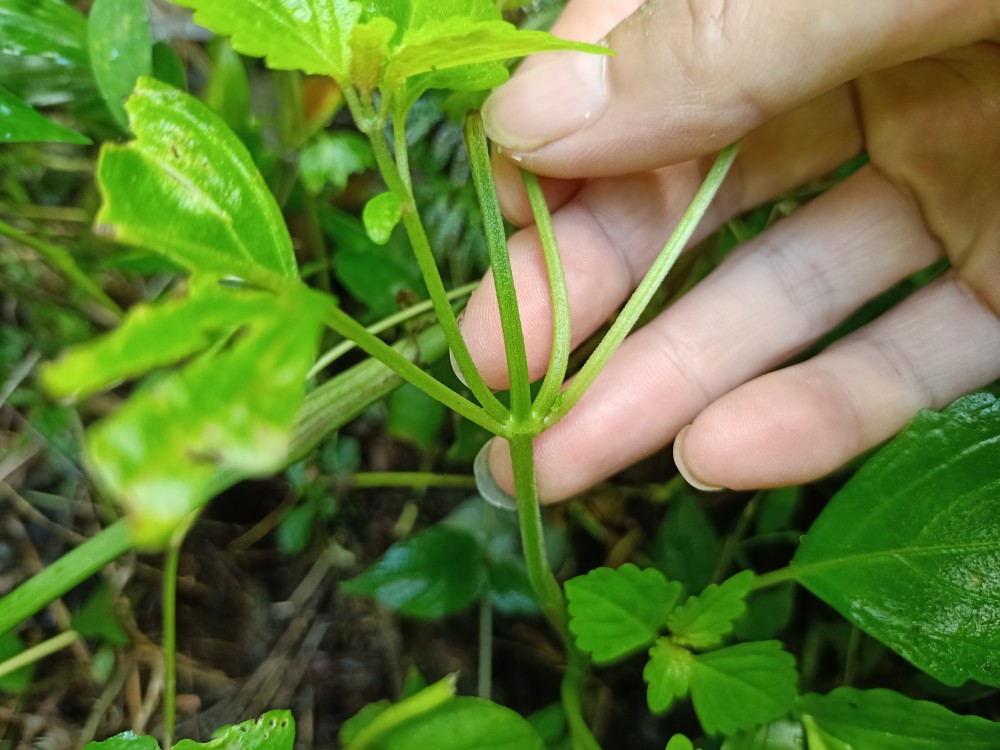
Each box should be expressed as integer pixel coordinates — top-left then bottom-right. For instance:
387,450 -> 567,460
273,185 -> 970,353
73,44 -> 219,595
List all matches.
459,0 -> 1000,500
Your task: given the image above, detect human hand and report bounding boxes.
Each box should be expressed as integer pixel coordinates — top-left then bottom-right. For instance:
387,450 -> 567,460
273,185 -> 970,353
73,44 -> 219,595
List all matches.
460,0 -> 1000,500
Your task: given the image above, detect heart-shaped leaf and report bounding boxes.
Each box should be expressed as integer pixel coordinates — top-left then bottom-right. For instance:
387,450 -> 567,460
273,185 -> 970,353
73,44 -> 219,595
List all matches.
793,393 -> 1000,687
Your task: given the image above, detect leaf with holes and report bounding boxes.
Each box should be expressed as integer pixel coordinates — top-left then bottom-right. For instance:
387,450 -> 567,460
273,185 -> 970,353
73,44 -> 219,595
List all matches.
97,77 -> 298,287
793,392 -> 1000,687
567,564 -> 682,664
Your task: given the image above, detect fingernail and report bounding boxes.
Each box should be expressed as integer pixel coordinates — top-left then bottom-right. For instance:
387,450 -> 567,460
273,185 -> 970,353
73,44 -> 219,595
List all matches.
475,439 -> 518,511
673,426 -> 726,493
482,48 -> 608,153
450,348 -> 469,387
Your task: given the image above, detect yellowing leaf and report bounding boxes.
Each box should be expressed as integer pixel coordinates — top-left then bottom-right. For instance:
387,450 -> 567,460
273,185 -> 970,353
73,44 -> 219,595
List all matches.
97,78 -> 298,287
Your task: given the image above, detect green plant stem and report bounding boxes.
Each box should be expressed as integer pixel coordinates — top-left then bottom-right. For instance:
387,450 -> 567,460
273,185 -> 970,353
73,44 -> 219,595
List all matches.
547,143 -> 741,426
0,521 -> 132,636
346,90 -> 507,424
392,99 -> 412,193
162,539 -> 181,750
508,435 -> 600,750
308,281 -> 478,378
521,170 -> 570,420
349,472 -> 478,490
464,112 -> 531,423
323,306 -> 507,436
0,630 -> 79,681
752,565 -> 799,591
0,218 -> 122,318
346,674 -> 457,750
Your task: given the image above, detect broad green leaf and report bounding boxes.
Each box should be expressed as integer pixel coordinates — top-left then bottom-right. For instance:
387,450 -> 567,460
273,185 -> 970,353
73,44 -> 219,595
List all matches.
172,0 -> 361,82
0,0 -> 96,107
363,192 -> 403,246
333,245 -> 425,318
401,61 -> 508,113
350,18 -> 396,92
651,493 -> 720,595
205,40 -> 253,137
71,584 -> 129,646
43,282 -> 276,401
299,132 -> 373,195
187,711 -> 295,749
689,641 -> 798,736
342,526 -> 487,618
793,393 -> 1000,687
733,584 -> 794,642
88,0 -> 151,129
151,42 -> 187,90
84,733 -> 160,750
366,697 -> 546,750
385,19 -> 611,87
796,687 -> 1000,749
362,0 -> 498,34
97,77 -> 298,286
643,637 -> 693,714
666,735 -> 695,750
0,631 -> 34,692
668,570 -> 755,649
0,84 -> 90,144
721,719 -> 804,750
566,564 -> 682,664
340,701 -> 392,746
86,286 -> 329,548
388,382 -> 445,451
487,558 -> 539,616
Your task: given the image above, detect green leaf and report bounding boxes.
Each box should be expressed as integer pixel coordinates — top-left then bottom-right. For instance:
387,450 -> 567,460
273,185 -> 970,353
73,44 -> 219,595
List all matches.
792,393 -> 1000,687
650,493 -> 720,595
350,18 -> 396,92
401,62 -> 508,114
689,641 -> 798,736
0,0 -> 96,107
298,131 -> 373,196
43,281 -> 277,401
361,0 -> 499,33
151,42 -> 187,91
204,711 -> 295,749
204,39 -> 253,137
666,735 -> 695,750
796,687 -> 1000,749
88,0 -> 151,129
566,564 -> 682,664
172,0 -> 361,82
487,558 -> 539,616
363,192 -> 403,246
643,637 -> 693,714
71,584 -> 129,646
0,84 -> 90,144
387,382 -> 446,451
342,526 -> 487,618
84,732 -> 160,750
84,286 -> 329,548
333,245 -> 425,318
0,631 -> 34,692
97,77 -> 298,286
385,19 -> 611,87
365,696 -> 546,750
733,584 -> 795,642
668,570 -> 755,649
721,719 -> 804,750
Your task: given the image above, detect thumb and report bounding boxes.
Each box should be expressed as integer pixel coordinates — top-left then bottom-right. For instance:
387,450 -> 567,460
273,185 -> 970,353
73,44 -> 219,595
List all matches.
483,0 -> 996,177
